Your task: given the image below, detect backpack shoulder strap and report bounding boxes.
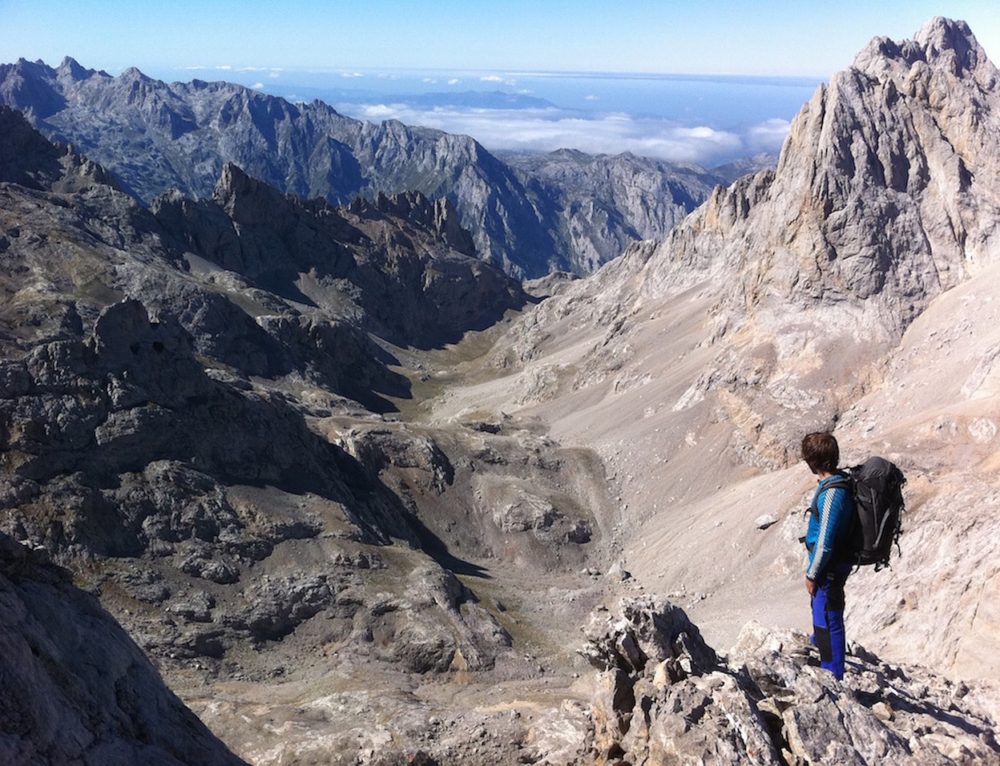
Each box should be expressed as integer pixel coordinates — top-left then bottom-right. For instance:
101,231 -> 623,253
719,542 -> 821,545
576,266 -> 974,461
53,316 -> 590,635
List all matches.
823,477 -> 853,492
809,474 -> 852,520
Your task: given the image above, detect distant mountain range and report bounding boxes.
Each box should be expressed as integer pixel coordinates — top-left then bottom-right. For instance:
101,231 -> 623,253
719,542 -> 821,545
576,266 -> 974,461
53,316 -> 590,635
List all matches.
0,57 -> 736,277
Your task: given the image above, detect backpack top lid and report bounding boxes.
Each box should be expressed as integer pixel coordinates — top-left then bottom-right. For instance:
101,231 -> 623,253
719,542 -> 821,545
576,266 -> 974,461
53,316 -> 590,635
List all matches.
851,456 -> 906,490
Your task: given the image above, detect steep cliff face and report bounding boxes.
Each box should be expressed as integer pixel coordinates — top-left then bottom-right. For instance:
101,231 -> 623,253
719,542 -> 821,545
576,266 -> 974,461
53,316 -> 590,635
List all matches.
708,16 -> 1000,332
0,534 -> 247,765
650,16 -> 1000,457
491,16 -> 1000,455
0,58 -> 721,277
0,104 -> 112,192
152,162 -> 527,351
501,149 -> 721,273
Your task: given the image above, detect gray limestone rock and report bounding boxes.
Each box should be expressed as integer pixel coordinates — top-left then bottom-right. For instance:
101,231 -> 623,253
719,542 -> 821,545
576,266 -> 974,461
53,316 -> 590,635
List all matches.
3,19 -> 1000,766
152,161 -> 527,352
0,532 -> 246,765
501,148 -> 721,273
0,114 -> 533,688
237,574 -> 343,641
339,426 -> 455,495
0,104 -> 114,193
498,17 -> 1000,467
579,600 -> 999,766
356,565 -> 512,674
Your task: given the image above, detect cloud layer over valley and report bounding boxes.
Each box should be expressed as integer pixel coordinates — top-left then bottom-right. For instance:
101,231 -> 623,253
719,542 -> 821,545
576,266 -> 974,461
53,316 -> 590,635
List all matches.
339,101 -> 791,167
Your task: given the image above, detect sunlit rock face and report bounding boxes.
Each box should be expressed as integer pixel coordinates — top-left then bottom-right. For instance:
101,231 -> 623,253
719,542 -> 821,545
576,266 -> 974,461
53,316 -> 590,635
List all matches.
577,598 -> 999,766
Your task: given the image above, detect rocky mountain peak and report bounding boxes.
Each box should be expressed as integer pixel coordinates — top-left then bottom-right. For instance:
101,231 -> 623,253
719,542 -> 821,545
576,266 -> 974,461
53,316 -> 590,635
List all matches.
657,14 -> 1000,344
55,55 -> 93,81
211,161 -> 295,227
10,57 -> 44,74
119,65 -> 153,83
349,190 -> 476,256
915,16 -> 983,65
0,58 -> 65,120
215,160 -> 267,202
853,16 -> 995,84
492,15 -> 1000,491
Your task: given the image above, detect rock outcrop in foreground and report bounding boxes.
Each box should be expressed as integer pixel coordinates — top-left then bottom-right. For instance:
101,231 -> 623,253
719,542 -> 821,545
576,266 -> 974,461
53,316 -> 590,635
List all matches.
578,598 -> 999,766
0,533 -> 246,765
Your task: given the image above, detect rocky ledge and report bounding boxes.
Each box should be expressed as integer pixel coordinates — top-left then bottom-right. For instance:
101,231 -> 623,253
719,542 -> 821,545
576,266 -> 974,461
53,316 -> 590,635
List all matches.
575,597 -> 999,765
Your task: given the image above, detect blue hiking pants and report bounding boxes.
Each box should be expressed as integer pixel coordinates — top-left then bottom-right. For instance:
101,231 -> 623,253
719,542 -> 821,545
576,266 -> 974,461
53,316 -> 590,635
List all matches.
811,564 -> 850,679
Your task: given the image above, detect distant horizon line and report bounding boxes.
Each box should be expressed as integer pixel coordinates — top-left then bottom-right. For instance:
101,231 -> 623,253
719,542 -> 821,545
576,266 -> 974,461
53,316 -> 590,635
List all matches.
175,64 -> 827,85
13,55 -> 829,88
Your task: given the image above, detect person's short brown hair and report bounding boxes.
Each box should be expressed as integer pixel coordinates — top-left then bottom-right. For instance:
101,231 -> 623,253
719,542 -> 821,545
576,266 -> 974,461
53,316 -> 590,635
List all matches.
801,432 -> 839,474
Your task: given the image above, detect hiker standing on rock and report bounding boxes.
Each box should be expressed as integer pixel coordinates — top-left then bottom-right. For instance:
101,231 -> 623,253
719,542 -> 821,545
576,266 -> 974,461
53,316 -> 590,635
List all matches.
801,432 -> 855,680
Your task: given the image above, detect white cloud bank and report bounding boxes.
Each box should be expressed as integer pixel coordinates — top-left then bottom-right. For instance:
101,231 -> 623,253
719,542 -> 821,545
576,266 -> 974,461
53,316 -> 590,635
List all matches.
746,118 -> 792,152
341,103 -> 790,166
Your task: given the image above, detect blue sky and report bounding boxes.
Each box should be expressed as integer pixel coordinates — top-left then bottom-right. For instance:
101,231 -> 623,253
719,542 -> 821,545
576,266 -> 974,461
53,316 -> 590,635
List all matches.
3,1 -> 998,167
2,0 -> 999,77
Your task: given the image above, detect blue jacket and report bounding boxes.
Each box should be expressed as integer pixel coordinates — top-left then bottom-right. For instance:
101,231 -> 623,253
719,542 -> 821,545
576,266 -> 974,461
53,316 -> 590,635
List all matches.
805,474 -> 855,580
